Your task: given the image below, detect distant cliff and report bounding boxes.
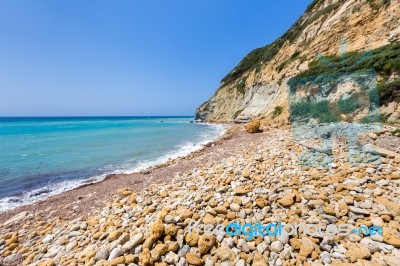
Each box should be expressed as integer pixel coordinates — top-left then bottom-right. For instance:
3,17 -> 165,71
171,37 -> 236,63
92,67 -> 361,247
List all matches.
196,0 -> 400,125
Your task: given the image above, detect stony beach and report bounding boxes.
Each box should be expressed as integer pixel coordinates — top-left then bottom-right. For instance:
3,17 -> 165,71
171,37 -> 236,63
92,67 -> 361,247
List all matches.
1,125 -> 400,266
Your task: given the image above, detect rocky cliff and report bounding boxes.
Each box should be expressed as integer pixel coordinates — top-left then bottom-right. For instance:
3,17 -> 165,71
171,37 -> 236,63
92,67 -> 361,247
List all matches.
196,0 -> 400,125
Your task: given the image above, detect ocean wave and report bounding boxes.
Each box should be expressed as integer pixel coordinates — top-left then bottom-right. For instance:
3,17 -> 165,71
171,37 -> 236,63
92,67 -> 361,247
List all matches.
0,174 -> 107,212
0,123 -> 227,212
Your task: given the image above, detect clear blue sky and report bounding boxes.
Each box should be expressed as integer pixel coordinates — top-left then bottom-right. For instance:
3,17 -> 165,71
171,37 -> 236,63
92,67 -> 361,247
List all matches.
0,0 -> 311,116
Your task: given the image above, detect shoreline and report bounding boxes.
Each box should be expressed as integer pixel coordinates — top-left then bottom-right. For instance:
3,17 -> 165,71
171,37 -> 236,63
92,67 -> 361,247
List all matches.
0,124 -> 244,225
0,126 -> 399,265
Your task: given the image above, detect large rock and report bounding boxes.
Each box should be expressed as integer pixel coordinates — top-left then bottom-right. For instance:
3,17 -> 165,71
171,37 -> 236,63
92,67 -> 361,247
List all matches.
245,119 -> 262,133
345,243 -> 371,262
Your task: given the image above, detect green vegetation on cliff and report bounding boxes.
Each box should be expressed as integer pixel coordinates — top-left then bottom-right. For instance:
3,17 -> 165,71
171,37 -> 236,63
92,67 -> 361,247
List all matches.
288,43 -> 400,103
221,0 -> 345,86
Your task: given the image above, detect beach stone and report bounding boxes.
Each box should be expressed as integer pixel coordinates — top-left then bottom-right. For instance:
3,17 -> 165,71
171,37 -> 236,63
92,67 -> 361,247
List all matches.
3,211 -> 29,226
204,256 -> 215,266
237,239 -> 250,252
216,246 -> 233,261
107,230 -> 122,242
178,245 -> 190,256
42,235 -> 54,244
143,235 -> 157,249
198,235 -> 216,254
150,243 -> 168,261
214,206 -> 228,214
230,203 -> 240,212
383,228 -> 400,248
345,243 -> 371,262
150,220 -> 165,239
270,241 -> 283,252
242,168 -> 251,178
37,259 -> 55,266
320,251 -> 331,264
252,252 -> 267,266
360,238 -> 394,253
349,206 -> 370,215
278,194 -> 295,207
236,259 -> 246,266
108,246 -> 123,260
257,242 -> 268,253
139,248 -> 153,266
186,252 -> 203,265
95,246 -> 109,261
299,237 -> 314,258
165,251 -> 179,264
185,232 -> 199,246
320,236 -> 335,252
107,256 -> 125,266
121,233 -> 144,252
165,224 -> 178,236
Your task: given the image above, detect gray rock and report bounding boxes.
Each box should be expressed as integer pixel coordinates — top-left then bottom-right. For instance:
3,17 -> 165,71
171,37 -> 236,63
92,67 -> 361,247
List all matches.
237,239 -> 250,252
320,236 -> 336,252
121,233 -> 144,252
257,242 -> 268,253
108,246 -> 123,260
349,206 -> 370,215
360,238 -> 394,254
164,251 -> 179,264
230,203 -> 240,212
320,251 -> 331,264
270,241 -> 283,252
235,259 -> 246,266
178,245 -> 190,256
204,256 -> 215,266
95,246 -> 109,261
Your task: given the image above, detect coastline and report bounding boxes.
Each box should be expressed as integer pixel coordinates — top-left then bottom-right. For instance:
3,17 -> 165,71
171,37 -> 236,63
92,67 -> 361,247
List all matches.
1,125 -> 399,265
0,124 -> 243,225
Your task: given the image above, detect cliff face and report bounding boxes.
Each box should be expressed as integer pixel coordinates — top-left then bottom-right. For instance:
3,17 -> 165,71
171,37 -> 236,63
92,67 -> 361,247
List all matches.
196,0 -> 400,124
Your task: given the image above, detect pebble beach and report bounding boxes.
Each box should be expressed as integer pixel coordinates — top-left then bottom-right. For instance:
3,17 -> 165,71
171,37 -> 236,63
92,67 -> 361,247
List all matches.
1,125 -> 400,266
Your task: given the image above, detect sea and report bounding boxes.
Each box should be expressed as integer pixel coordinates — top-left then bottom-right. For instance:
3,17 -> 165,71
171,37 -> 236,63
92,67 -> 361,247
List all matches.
0,116 -> 226,212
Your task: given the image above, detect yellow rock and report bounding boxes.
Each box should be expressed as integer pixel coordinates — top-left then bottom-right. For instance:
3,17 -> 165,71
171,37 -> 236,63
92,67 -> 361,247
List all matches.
299,237 -> 314,258
245,119 -> 262,133
344,243 -> 371,262
107,230 -> 122,242
383,228 -> 400,248
255,198 -> 266,208
139,248 -> 153,266
165,224 -> 178,236
242,168 -> 251,178
150,220 -> 165,239
78,249 -> 95,263
186,252 -> 203,265
37,259 -> 55,266
143,234 -> 157,249
5,235 -> 18,246
22,253 -> 35,266
198,235 -> 216,254
167,241 -> 179,252
253,252 -> 268,266
125,254 -> 135,264
185,232 -> 199,246
150,243 -> 168,261
278,194 -> 295,207
106,256 -> 125,266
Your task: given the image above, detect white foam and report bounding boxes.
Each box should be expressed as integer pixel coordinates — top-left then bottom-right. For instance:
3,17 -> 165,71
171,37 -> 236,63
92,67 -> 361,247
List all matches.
0,123 -> 227,212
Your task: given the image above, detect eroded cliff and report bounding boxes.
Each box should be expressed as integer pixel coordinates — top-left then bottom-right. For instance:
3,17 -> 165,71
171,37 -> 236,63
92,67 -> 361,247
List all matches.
196,0 -> 400,125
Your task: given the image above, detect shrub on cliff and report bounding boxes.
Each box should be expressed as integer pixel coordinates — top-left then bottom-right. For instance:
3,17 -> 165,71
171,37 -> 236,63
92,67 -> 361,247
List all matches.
273,106 -> 284,117
245,119 -> 262,133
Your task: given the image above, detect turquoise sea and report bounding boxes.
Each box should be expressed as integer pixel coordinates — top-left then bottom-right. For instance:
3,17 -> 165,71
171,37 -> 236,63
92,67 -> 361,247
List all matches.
0,117 -> 226,211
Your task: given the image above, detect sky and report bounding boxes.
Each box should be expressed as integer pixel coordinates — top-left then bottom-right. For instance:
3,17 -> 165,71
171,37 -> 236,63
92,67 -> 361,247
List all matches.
0,0 -> 311,116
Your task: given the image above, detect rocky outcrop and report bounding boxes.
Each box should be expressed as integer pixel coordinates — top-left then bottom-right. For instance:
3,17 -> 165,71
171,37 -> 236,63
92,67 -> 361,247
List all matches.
196,0 -> 400,123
